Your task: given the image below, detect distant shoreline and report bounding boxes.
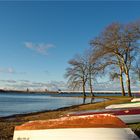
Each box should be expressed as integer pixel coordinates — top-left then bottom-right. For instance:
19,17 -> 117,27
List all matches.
0,89 -> 59,94
0,89 -> 140,94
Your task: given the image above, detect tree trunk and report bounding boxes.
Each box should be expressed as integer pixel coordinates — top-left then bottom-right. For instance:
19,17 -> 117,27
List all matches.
83,97 -> 86,104
82,79 -> 86,97
89,75 -> 94,97
126,72 -> 132,97
119,69 -> 125,96
120,75 -> 125,96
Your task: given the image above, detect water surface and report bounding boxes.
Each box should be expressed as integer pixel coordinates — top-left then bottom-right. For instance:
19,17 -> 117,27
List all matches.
0,92 -> 104,117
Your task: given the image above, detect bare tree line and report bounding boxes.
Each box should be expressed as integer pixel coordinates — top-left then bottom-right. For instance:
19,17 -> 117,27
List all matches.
65,20 -> 140,97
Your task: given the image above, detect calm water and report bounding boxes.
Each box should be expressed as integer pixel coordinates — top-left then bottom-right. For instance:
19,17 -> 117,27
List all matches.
0,92 -> 105,117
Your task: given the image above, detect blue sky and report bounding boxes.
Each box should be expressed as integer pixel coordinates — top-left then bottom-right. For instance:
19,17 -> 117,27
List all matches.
0,1 -> 140,90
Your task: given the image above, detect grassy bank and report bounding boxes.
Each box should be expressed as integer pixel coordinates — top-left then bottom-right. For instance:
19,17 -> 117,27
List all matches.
0,96 -> 140,140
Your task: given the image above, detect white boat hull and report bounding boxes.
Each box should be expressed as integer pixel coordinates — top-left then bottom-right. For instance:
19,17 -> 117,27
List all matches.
13,128 -> 139,140
13,114 -> 140,140
67,108 -> 140,124
131,98 -> 140,102
106,102 -> 140,109
118,114 -> 140,124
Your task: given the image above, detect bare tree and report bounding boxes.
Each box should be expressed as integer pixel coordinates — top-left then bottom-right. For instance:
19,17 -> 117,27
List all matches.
65,55 -> 88,97
90,44 -> 126,96
65,51 -> 98,97
119,21 -> 140,96
87,62 -> 95,96
90,21 -> 140,97
109,66 -> 125,96
84,50 -> 98,97
88,53 -> 110,96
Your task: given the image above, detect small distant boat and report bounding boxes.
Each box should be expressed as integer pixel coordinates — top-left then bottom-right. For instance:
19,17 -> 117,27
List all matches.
105,101 -> 140,109
13,114 -> 139,140
67,108 -> 140,124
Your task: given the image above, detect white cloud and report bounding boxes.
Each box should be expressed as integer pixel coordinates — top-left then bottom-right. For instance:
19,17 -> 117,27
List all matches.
0,67 -> 15,74
24,42 -> 54,55
0,79 -> 140,92
0,67 -> 26,75
0,80 -> 17,83
0,80 -> 67,91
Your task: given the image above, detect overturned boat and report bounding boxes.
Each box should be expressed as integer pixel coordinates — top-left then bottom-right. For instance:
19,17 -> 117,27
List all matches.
67,108 -> 140,124
13,114 -> 139,140
105,101 -> 140,109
